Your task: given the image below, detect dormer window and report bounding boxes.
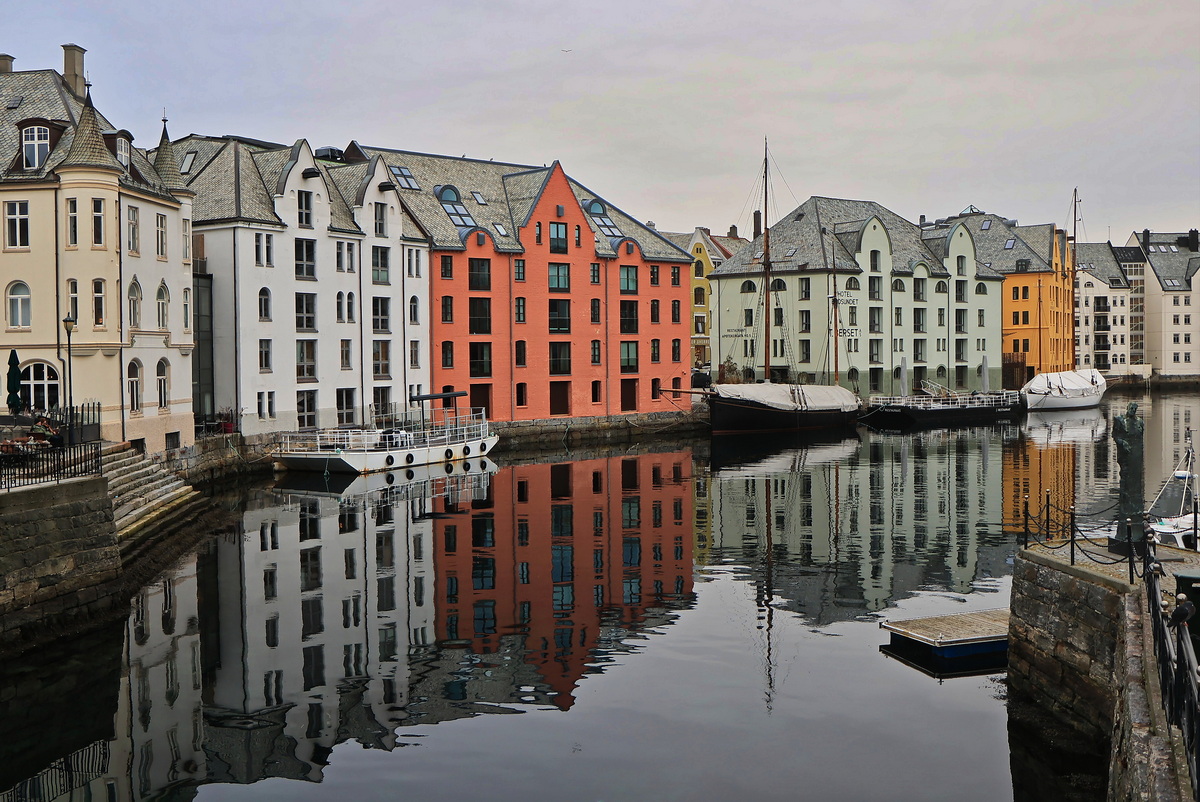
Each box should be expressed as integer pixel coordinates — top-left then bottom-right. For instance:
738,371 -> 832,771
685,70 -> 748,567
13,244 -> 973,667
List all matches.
437,186 -> 476,228
116,138 -> 130,167
22,126 -> 49,170
586,200 -> 621,237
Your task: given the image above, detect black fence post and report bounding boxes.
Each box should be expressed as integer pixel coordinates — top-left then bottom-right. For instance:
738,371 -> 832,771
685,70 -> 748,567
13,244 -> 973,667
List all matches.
1023,495 -> 1030,549
1070,505 -> 1076,566
1127,519 -> 1135,585
1045,489 -> 1052,539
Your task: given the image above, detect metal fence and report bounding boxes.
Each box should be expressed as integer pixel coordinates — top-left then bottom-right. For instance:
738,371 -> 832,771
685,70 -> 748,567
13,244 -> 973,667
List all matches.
0,441 -> 102,491
1021,491 -> 1200,799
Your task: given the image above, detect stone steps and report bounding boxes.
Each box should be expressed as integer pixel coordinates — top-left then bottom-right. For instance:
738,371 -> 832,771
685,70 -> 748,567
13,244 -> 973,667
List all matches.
100,441 -> 199,537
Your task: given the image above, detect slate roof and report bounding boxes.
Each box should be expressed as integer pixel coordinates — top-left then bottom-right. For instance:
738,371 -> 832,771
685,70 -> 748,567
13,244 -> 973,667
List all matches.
354,145 -> 689,261
656,228 -> 748,263
937,211 -> 1053,275
1075,242 -> 1128,288
179,138 -> 282,226
0,67 -> 182,203
1141,232 -> 1200,291
1111,245 -> 1146,264
711,196 -> 996,279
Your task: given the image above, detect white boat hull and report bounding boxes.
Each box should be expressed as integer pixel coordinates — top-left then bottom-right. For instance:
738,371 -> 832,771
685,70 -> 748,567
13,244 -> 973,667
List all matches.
276,433 -> 500,474
1020,369 -> 1106,412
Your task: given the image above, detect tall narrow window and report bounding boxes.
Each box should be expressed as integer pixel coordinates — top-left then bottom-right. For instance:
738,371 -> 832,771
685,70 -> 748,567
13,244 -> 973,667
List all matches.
374,202 -> 387,236
6,282 -> 31,328
372,246 -> 389,283
92,198 -> 105,246
156,285 -> 169,329
182,219 -> 191,260
156,214 -> 168,258
409,295 -> 419,325
182,288 -> 191,330
295,239 -> 316,279
127,206 -> 139,253
127,282 -> 142,329
67,279 -> 78,321
127,361 -> 142,412
66,198 -> 78,246
298,190 -> 313,227
4,201 -> 29,248
156,359 -> 169,409
258,288 -> 271,320
21,126 -> 50,170
93,279 -> 106,325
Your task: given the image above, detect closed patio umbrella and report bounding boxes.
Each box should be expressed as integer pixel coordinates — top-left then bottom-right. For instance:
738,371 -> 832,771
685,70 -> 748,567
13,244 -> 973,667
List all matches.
5,350 -> 21,416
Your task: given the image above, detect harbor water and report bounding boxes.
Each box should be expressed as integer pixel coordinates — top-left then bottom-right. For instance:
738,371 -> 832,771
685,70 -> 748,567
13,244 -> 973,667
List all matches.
0,390 -> 1196,802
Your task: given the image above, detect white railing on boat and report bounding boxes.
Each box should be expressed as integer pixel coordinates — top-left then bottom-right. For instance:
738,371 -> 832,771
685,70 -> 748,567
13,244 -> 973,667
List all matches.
867,390 -> 1021,410
277,409 -> 493,453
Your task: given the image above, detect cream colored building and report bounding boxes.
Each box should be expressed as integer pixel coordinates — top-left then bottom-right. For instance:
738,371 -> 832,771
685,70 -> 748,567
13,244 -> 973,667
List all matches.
1,45 -> 195,453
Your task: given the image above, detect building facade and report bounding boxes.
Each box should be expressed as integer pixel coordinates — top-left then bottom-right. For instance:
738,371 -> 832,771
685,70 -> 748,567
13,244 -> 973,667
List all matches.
1127,229 -> 1199,379
1073,242 -> 1136,375
660,225 -> 747,368
709,196 -> 1005,397
1,45 -> 196,453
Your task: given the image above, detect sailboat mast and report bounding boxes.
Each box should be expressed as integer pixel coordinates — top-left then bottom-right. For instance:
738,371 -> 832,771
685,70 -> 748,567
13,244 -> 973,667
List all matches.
762,139 -> 772,383
1071,188 -> 1081,369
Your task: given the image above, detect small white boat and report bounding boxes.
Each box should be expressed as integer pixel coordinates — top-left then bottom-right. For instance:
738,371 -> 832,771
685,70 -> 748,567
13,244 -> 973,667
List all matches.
274,401 -> 498,475
1020,369 -> 1106,411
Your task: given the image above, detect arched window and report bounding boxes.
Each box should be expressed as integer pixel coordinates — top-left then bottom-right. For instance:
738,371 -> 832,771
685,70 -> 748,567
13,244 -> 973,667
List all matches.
258,288 -> 271,320
893,367 -> 902,380
336,291 -> 345,323
7,281 -> 31,328
22,126 -> 50,170
1084,281 -> 1094,288
409,295 -> 420,324
127,282 -> 142,328
936,366 -> 947,378
935,281 -> 948,294
156,359 -> 169,409
156,284 -> 169,329
182,288 -> 191,330
346,292 -> 356,322
127,361 -> 142,413
770,278 -> 786,292
19,362 -> 59,411
892,279 -> 905,292
974,282 -> 988,295
740,280 -> 756,293
847,368 -> 859,382
956,255 -> 966,275
845,277 -> 860,291
116,138 -> 131,167
694,287 -> 705,306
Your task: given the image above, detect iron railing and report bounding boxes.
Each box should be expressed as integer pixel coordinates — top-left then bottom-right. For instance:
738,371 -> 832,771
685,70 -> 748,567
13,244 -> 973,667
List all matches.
0,441 -> 102,491
1020,491 -> 1200,799
278,409 -> 492,455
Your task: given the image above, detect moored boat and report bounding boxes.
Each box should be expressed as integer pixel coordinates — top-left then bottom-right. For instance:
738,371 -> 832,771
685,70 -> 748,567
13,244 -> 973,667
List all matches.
708,383 -> 860,435
274,392 -> 498,475
1020,369 -> 1106,411
860,381 -> 1022,430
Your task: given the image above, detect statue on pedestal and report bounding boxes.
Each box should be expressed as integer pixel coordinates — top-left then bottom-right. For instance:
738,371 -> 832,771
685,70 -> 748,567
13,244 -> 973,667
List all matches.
1112,402 -> 1145,543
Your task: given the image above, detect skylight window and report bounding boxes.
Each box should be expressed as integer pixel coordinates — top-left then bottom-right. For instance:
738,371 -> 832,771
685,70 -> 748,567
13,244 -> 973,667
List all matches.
1170,245 -> 1178,253
784,248 -> 797,258
494,223 -> 508,236
389,166 -> 420,190
437,186 -> 476,228
180,151 -> 196,174
1165,279 -> 1180,287
586,200 -> 621,237
754,252 -> 764,259
6,95 -> 23,110
1003,239 -> 1015,249
472,192 -> 487,205
981,220 -> 992,230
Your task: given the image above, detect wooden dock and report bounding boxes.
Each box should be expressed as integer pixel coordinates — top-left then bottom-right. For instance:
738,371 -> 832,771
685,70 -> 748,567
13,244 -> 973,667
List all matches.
880,608 -> 1010,653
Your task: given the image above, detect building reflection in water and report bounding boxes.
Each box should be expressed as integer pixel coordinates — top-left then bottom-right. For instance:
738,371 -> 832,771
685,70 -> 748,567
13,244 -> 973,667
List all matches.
4,396 -> 1194,800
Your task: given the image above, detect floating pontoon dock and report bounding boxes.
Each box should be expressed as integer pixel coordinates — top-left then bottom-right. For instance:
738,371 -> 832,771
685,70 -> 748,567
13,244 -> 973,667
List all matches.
879,608 -> 1010,679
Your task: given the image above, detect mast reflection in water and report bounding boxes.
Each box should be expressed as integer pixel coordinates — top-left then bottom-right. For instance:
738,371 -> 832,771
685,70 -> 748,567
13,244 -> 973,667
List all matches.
10,393 -> 1199,800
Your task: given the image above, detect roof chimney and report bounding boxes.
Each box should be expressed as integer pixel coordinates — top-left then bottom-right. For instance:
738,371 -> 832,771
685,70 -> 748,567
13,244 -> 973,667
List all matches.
919,214 -> 926,225
753,211 -> 762,240
1142,228 -> 1151,250
645,220 -> 655,229
61,43 -> 86,97
1189,229 -> 1199,252
728,224 -> 738,239
0,54 -> 13,74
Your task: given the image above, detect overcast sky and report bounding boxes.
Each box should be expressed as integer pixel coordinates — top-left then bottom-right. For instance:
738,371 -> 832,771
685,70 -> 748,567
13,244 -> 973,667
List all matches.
16,0 -> 1199,244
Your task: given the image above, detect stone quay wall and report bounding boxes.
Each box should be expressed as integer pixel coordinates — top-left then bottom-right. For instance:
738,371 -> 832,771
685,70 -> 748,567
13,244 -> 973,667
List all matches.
492,409 -> 707,452
0,476 -> 124,647
1010,549 -> 1189,800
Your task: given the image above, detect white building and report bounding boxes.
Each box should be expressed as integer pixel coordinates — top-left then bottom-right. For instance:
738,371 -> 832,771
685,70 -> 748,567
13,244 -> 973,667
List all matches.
1073,242 -> 1137,376
1,45 -> 196,453
709,197 -> 1005,396
1128,229 -> 1199,380
165,136 -> 432,435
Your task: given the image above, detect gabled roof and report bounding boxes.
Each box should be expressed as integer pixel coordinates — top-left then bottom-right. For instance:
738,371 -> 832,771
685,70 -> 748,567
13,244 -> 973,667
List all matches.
353,144 -> 689,261
182,139 -> 282,226
1140,231 -> 1200,291
1075,242 -> 1128,288
0,67 -> 181,203
711,196 -> 982,279
937,211 -> 1053,275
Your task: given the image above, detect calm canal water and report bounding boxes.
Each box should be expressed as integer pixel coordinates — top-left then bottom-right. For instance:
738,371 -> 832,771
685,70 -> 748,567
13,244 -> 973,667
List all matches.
1,391 -> 1196,802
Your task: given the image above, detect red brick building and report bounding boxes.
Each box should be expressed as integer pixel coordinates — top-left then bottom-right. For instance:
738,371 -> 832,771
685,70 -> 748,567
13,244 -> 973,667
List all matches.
344,145 -> 693,421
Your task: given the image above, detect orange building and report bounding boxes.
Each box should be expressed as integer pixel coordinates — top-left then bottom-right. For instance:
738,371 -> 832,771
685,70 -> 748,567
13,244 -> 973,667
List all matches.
429,451 -> 695,709
343,145 -> 693,421
939,208 -> 1075,385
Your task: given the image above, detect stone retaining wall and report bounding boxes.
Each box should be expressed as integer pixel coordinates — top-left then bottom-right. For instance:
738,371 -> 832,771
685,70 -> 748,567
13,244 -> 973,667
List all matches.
1010,549 -> 1190,800
0,476 -> 124,647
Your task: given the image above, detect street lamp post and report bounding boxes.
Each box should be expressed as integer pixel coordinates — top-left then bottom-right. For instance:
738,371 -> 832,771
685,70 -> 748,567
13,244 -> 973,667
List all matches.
62,315 -> 75,446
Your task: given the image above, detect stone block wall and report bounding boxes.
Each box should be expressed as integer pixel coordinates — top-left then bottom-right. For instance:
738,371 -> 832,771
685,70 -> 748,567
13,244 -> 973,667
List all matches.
0,476 -> 123,646
1009,549 -> 1129,742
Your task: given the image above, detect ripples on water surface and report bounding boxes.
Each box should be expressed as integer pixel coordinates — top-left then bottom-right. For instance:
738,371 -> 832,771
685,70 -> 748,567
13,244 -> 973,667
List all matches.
0,392 -> 1195,801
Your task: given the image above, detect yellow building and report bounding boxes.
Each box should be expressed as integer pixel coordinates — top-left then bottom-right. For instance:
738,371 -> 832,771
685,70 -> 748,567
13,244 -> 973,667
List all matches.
659,226 -> 747,367
1,46 -> 195,452
937,209 -> 1075,386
